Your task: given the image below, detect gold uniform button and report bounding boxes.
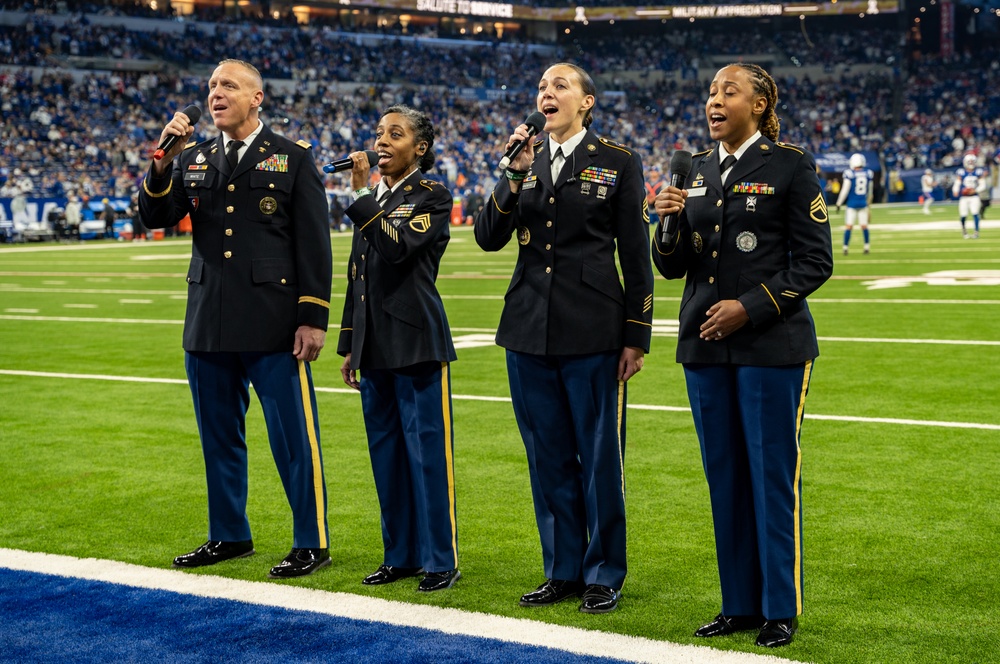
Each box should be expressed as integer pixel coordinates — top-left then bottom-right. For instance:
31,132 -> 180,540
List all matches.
546,221 -> 553,228
545,267 -> 552,274
225,229 -> 233,236
712,250 -> 718,258
715,225 -> 721,232
224,251 -> 232,259
361,274 -> 365,281
186,277 -> 191,283
548,197 -> 555,204
226,206 -> 234,213
269,183 -> 275,189
361,254 -> 366,261
280,278 -> 286,285
716,200 -> 722,207
545,244 -> 551,251
709,276 -> 715,284
361,295 -> 365,302
227,184 -> 235,192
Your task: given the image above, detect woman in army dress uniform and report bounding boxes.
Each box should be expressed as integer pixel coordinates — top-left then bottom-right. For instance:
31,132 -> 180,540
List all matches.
338,105 -> 460,593
652,63 -> 834,647
476,63 -> 653,614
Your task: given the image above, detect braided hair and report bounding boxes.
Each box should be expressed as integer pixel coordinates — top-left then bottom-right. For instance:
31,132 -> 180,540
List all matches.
382,104 -> 436,172
729,62 -> 780,142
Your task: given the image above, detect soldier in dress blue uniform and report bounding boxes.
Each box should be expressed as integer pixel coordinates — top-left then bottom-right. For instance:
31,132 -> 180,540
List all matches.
652,63 -> 833,647
337,105 -> 460,593
139,59 -> 333,579
476,63 -> 653,614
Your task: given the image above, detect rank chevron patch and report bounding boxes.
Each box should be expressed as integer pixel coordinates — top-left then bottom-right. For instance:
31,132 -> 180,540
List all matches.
809,193 -> 829,223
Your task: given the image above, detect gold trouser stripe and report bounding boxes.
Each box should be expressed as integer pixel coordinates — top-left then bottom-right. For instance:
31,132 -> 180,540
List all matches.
298,296 -> 330,308
792,359 -> 812,616
298,360 -> 327,549
616,379 -> 626,503
441,362 -> 458,567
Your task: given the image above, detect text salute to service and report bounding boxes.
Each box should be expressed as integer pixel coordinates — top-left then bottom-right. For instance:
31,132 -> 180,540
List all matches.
652,62 -> 833,647
139,58 -> 334,579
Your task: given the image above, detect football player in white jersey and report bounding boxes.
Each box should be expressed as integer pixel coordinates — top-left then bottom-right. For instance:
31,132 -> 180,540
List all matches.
836,153 -> 874,255
952,153 -> 986,238
920,169 -> 936,215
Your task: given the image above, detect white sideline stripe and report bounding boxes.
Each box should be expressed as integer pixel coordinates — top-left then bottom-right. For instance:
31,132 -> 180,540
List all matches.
8,287 -> 1000,307
818,336 -> 1000,347
3,369 -> 999,431
0,549 -> 802,664
1,315 -> 999,348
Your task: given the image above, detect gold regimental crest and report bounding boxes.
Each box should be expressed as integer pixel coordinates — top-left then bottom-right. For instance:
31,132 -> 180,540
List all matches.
517,227 -> 530,245
259,197 -> 277,215
691,232 -> 703,253
409,213 -> 431,233
809,193 -> 829,223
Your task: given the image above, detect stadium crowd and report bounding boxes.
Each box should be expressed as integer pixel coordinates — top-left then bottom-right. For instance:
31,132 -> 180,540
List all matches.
1,6 -> 998,218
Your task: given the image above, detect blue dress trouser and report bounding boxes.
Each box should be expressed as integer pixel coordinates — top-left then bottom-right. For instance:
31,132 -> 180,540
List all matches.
684,361 -> 813,619
185,351 -> 329,549
360,362 -> 458,573
506,350 -> 627,590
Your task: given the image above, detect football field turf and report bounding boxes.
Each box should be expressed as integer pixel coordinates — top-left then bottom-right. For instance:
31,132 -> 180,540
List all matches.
1,202 -> 997,663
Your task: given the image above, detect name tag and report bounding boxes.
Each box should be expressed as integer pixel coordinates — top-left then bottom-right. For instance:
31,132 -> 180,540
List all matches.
686,186 -> 707,198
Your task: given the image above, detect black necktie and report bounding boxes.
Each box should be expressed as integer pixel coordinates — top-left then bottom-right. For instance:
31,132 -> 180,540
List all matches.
720,154 -> 737,177
377,187 -> 392,208
226,140 -> 244,172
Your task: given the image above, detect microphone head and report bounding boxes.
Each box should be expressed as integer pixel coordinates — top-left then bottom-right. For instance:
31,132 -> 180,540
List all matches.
364,150 -> 380,168
669,150 -> 693,180
180,105 -> 202,125
524,111 -> 547,136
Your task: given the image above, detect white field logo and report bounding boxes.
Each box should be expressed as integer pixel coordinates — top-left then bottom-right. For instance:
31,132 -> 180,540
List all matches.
863,270 -> 1000,290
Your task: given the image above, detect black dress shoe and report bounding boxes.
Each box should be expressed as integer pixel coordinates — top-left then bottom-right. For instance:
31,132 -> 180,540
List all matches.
756,617 -> 797,647
362,564 -> 424,586
519,579 -> 585,607
579,584 -> 620,614
694,613 -> 766,638
173,540 -> 254,568
417,569 -> 461,592
268,548 -> 331,579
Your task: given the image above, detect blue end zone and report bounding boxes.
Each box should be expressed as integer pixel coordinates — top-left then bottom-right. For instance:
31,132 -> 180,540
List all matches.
0,568 -> 632,663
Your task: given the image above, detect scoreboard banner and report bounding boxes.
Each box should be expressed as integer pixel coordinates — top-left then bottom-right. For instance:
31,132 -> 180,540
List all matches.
321,0 -> 900,22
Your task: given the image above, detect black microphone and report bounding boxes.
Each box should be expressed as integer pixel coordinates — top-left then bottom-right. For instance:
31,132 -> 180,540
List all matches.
660,150 -> 693,244
323,150 -> 379,174
497,111 -> 546,171
152,105 -> 201,160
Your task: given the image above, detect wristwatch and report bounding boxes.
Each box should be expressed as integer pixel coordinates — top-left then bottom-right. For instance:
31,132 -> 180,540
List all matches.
352,186 -> 371,201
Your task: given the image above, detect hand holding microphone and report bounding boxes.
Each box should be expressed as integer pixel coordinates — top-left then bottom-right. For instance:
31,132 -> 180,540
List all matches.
152,105 -> 201,162
322,150 -> 379,174
498,111 -> 546,173
657,150 -> 692,245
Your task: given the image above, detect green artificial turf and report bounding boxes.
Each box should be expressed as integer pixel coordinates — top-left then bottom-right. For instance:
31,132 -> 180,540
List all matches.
1,202 -> 998,663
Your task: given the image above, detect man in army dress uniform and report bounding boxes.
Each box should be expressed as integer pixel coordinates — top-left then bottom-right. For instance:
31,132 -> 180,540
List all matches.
139,59 -> 333,579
